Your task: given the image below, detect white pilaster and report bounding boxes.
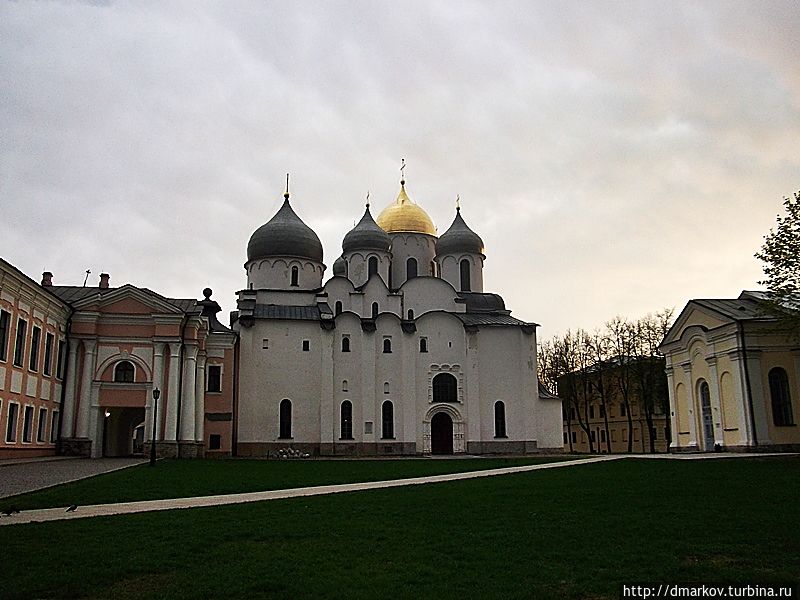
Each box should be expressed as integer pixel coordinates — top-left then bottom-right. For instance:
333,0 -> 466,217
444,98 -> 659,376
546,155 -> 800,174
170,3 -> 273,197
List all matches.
180,345 -> 198,441
148,343 -> 165,441
745,351 -> 772,445
76,340 -> 97,439
164,343 -> 181,442
728,350 -> 754,447
194,353 -> 206,442
706,356 -> 724,447
665,366 -> 678,450
61,342 -> 80,438
681,362 -> 698,449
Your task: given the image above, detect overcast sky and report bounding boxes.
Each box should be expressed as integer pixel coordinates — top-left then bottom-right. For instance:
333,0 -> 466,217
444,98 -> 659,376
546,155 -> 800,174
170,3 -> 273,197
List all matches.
2,1 -> 798,339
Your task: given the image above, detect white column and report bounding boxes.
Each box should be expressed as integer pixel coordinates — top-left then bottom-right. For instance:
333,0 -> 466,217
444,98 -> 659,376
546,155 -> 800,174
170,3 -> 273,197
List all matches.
681,362 -> 698,449
706,356 -> 724,446
745,351 -> 772,445
164,343 -> 181,442
194,353 -> 206,442
147,343 -> 165,441
76,340 -> 97,439
180,345 -> 198,441
665,366 -> 678,450
61,342 -> 80,438
729,350 -> 754,447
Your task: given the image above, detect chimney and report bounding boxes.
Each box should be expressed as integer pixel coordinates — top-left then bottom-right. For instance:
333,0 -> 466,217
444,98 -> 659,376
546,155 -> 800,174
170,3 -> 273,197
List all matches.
41,271 -> 53,287
99,273 -> 110,289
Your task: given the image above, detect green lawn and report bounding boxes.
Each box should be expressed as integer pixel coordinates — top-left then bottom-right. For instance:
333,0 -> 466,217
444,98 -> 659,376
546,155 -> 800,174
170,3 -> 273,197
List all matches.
2,456 -> 577,510
1,457 -> 797,599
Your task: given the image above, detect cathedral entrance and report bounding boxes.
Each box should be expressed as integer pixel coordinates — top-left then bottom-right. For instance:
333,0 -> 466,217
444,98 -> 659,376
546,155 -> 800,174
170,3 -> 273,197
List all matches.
101,407 -> 146,457
431,412 -> 454,455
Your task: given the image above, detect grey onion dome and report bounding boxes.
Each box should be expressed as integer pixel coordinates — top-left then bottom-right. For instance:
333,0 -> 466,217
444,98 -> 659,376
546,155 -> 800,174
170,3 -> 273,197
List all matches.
332,255 -> 347,276
342,205 -> 391,253
436,208 -> 484,256
247,198 -> 324,263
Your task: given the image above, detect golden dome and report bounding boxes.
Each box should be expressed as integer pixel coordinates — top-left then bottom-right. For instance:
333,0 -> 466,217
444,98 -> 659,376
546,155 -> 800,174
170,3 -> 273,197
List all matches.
376,184 -> 437,236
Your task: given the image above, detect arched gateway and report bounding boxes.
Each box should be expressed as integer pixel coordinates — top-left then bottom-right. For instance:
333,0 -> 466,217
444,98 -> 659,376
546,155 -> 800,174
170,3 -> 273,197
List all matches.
423,405 -> 465,454
431,412 -> 453,454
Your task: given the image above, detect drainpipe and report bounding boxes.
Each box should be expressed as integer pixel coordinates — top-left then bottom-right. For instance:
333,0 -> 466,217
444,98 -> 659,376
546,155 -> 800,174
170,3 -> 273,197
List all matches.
738,321 -> 758,448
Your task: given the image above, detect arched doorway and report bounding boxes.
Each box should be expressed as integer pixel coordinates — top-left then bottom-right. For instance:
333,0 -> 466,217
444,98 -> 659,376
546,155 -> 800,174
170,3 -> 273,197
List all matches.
102,407 -> 145,457
698,380 -> 714,451
431,412 -> 454,455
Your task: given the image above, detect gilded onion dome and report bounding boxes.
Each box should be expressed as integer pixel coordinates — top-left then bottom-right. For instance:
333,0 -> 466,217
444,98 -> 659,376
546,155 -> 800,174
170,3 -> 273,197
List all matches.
376,183 -> 437,236
436,206 -> 484,256
247,195 -> 323,263
342,204 -> 391,253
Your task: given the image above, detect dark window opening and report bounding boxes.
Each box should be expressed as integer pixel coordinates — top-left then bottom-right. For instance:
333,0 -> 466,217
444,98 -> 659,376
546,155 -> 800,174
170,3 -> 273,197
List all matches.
460,259 -> 471,292
433,373 -> 458,403
382,401 -> 394,439
406,257 -> 418,280
209,434 -> 221,450
291,266 -> 299,287
420,338 -> 428,353
368,256 -> 378,278
279,399 -> 292,438
13,318 -> 26,367
407,309 -> 414,320
769,367 -> 795,426
302,340 -> 310,352
335,301 -> 343,316
383,338 -> 392,353
22,405 -> 33,443
114,361 -> 135,383
29,326 -> 41,372
43,332 -> 54,376
494,401 -> 507,438
371,303 -> 379,319
0,310 -> 10,362
6,403 -> 19,442
340,400 -> 353,439
341,337 -> 350,352
37,408 -> 47,442
207,365 -> 222,393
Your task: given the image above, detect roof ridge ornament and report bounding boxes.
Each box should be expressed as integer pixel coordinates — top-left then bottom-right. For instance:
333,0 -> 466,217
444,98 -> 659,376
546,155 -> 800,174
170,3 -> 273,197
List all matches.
400,158 -> 406,187
456,195 -> 460,212
284,173 -> 290,201
366,190 -> 370,209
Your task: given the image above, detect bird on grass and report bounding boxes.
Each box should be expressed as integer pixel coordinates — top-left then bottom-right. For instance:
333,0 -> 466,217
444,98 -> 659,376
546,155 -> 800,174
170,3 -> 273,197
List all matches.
66,504 -> 78,513
1,506 -> 20,516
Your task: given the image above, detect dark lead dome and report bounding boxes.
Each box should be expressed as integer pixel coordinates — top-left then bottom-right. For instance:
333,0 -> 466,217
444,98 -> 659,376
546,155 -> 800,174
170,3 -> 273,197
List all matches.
247,198 -> 323,263
436,208 -> 484,256
342,205 -> 391,253
332,255 -> 347,276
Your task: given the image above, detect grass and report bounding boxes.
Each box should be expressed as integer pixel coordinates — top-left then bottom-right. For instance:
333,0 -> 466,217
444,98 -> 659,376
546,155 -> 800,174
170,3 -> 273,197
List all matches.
1,456 -> 578,510
1,456 -> 798,599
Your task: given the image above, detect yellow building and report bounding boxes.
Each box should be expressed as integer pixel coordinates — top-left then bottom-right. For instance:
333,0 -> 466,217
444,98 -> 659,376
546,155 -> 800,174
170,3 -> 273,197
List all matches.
659,291 -> 800,452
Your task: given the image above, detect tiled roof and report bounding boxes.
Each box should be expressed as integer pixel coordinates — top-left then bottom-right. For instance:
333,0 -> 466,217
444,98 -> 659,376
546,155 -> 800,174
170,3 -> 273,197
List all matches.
48,286 -> 199,313
454,313 -> 533,327
252,304 -> 321,320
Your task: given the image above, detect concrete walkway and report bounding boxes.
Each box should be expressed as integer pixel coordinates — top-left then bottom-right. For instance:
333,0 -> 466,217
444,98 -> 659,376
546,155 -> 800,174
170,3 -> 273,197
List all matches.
1,452 -> 792,527
0,457 -> 147,499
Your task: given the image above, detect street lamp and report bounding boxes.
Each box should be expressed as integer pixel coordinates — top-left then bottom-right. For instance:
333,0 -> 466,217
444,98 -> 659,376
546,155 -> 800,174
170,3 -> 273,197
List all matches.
150,388 -> 160,467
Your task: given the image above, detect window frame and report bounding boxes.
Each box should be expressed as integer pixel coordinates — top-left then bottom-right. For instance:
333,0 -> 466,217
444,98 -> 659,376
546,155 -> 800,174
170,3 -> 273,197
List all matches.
0,309 -> 10,362
6,401 -> 19,443
494,401 -> 507,438
37,407 -> 47,443
29,326 -> 41,372
43,332 -> 54,376
768,367 -> 795,426
13,317 -> 27,367
114,360 -> 135,383
340,400 -> 354,440
432,373 -> 459,403
381,400 -> 394,439
279,399 -> 292,439
207,364 -> 222,393
22,404 -> 34,443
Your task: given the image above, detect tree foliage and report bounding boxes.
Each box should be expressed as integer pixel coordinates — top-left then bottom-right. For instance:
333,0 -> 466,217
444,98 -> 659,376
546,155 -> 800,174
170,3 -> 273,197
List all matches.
755,190 -> 800,335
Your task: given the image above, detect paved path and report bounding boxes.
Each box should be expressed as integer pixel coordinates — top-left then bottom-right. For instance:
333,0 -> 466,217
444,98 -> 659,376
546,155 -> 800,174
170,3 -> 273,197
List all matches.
0,457 -> 147,499
0,453 -> 792,527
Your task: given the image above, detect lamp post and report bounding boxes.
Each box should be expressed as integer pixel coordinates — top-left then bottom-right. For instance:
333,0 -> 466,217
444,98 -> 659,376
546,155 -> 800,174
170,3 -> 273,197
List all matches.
150,388 -> 160,467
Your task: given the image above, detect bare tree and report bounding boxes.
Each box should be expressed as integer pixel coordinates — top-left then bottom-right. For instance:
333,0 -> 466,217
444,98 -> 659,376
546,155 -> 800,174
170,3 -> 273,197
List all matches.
606,317 -> 637,452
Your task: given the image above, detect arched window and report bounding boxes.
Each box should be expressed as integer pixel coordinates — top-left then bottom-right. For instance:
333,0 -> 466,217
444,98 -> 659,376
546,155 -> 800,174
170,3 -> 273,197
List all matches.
407,309 -> 414,320
494,401 -> 507,438
384,382 -> 390,394
279,399 -> 292,438
382,401 -> 394,439
291,266 -> 299,287
420,338 -> 428,353
342,379 -> 348,392
430,261 -> 436,277
433,373 -> 458,403
769,367 -> 795,426
371,302 -> 379,319
340,400 -> 353,439
368,256 -> 378,278
383,338 -> 392,353
341,337 -> 350,352
335,301 -> 343,316
406,257 -> 418,280
114,361 -> 135,383
460,259 -> 471,292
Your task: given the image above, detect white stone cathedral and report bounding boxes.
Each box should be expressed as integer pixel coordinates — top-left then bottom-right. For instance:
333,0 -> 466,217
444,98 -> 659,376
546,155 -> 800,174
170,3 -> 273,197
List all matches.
233,175 -> 562,456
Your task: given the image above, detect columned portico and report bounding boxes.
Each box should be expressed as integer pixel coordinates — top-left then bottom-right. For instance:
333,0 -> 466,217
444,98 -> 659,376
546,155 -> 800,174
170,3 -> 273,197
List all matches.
164,342 -> 181,442
180,344 -> 199,442
61,342 -> 80,439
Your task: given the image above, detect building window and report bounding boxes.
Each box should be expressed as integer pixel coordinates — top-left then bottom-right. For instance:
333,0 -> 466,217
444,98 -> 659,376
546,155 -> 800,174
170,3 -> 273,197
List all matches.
291,266 -> 299,287
371,303 -> 379,319
420,338 -> 428,353
114,361 -> 135,383
563,432 -> 568,444
570,407 -> 576,420
6,402 -> 18,442
29,326 -> 41,372
406,257 -> 418,280
22,406 -> 33,443
407,309 -> 414,320
335,301 -> 343,316
382,400 -> 394,439
620,403 -> 627,417
364,421 -> 373,434
600,429 -> 607,443
340,400 -> 353,439
383,338 -> 392,353
433,373 -> 458,403
207,365 -> 222,393
302,340 -> 310,352
262,338 -> 269,349
769,367 -> 795,426
342,379 -> 348,392
600,405 -> 605,418
43,332 -> 54,376
0,310 -> 10,362
279,399 -> 292,439
209,434 -> 221,450
341,336 -> 350,352
13,318 -> 27,367
368,256 -> 378,278
384,382 -> 390,394
460,259 -> 471,292
37,408 -> 47,442
494,401 -> 507,438
589,405 -> 595,419
571,431 -> 577,443
50,410 -> 60,443
590,430 -> 596,443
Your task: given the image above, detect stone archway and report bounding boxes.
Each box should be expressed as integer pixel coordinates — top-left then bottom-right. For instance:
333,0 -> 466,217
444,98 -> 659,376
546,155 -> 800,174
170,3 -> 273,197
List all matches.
102,407 -> 145,457
431,412 -> 454,455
